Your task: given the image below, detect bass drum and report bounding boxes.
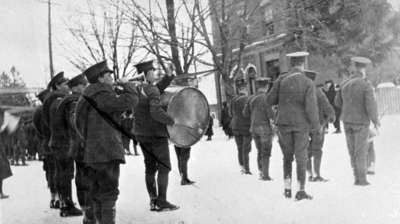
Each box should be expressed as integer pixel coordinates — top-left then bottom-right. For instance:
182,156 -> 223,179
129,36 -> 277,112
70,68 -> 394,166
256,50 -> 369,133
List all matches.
161,86 -> 210,148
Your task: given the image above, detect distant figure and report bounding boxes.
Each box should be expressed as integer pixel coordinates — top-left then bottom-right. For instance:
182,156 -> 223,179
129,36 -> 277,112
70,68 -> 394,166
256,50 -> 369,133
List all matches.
323,80 -> 337,133
205,114 -> 214,141
221,102 -> 233,139
333,84 -> 342,133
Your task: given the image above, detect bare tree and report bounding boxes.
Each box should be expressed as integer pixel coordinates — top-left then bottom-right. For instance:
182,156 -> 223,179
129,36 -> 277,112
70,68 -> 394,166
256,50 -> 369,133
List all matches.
121,0 -> 208,85
63,0 -> 141,80
182,0 -> 261,116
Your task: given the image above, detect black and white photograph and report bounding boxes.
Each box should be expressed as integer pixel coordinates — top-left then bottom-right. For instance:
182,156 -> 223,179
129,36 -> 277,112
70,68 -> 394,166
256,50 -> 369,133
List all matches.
1,0 -> 400,223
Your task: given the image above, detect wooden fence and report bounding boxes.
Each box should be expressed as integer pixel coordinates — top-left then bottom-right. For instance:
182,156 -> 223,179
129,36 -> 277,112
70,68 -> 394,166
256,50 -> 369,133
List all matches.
376,87 -> 400,115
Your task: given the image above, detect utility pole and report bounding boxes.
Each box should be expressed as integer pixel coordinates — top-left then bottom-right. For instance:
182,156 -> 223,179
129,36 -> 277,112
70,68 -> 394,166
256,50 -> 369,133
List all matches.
48,0 -> 55,78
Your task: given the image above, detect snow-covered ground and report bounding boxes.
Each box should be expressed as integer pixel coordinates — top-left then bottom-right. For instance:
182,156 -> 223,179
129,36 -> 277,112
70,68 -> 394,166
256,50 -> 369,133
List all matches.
1,115 -> 400,224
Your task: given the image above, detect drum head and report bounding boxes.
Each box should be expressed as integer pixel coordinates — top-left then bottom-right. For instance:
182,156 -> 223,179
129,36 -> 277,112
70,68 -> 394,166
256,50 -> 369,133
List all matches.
167,87 -> 209,147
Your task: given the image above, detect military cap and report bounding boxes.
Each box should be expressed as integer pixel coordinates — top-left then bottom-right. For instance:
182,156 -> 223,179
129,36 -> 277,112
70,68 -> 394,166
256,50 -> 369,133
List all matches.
36,89 -> 50,103
287,51 -> 309,65
304,70 -> 317,81
135,60 -> 155,74
67,74 -> 87,88
47,72 -> 69,90
351,56 -> 372,67
84,61 -> 113,83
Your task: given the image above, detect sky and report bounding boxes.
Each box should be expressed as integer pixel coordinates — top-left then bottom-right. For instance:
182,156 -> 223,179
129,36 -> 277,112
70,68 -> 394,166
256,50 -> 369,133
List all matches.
0,0 -> 399,88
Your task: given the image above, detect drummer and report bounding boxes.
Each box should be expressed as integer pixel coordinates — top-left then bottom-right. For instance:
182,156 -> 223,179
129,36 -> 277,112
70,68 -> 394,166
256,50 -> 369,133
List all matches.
133,60 -> 179,212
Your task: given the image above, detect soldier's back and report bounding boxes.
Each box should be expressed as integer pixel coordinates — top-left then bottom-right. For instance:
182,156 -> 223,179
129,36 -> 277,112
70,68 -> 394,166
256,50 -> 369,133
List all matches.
341,75 -> 377,125
276,71 -> 318,130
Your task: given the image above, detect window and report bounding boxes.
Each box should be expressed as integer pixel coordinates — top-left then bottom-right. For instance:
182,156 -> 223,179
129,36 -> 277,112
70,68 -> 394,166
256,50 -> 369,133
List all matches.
264,7 -> 273,22
265,21 -> 274,36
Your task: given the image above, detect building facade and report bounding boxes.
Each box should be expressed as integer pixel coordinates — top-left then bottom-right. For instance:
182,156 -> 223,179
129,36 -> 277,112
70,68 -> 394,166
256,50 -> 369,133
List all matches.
210,0 -> 301,96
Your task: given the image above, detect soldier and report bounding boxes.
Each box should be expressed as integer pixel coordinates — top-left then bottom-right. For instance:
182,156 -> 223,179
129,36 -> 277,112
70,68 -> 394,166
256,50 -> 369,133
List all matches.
45,72 -> 84,217
33,89 -> 59,208
133,60 -> 179,211
304,71 -> 335,182
205,113 -> 214,141
74,61 -> 138,224
266,52 -> 320,201
243,78 -> 274,181
230,79 -> 252,174
175,145 -> 195,185
221,102 -> 233,139
335,56 -> 379,186
57,73 -> 93,221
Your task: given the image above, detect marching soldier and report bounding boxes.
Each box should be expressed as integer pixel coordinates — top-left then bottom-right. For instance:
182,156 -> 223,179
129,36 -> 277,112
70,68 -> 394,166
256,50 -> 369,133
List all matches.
58,74 -> 92,221
74,61 -> 138,224
304,71 -> 335,182
230,79 -> 252,174
335,56 -> 379,186
133,60 -> 179,211
266,52 -> 320,200
243,78 -> 274,181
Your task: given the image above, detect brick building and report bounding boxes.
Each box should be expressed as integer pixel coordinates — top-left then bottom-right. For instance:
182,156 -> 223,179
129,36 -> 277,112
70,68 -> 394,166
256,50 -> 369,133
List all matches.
210,0 -> 311,97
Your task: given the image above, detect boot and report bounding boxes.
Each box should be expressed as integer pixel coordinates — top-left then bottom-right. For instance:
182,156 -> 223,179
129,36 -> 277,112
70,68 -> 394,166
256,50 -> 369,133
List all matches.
181,178 -> 195,185
260,157 -> 272,180
0,193 -> 9,199
155,199 -> 180,212
295,191 -> 313,201
284,189 -> 292,198
313,176 -> 329,182
50,199 -> 56,209
150,198 -> 158,211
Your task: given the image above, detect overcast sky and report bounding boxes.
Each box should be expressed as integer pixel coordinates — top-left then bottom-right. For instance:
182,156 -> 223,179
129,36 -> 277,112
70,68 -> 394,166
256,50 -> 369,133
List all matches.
0,0 -> 399,87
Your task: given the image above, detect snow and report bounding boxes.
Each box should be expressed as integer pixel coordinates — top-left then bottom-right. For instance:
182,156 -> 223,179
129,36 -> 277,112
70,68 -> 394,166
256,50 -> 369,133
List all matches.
1,115 -> 400,224
377,82 -> 396,88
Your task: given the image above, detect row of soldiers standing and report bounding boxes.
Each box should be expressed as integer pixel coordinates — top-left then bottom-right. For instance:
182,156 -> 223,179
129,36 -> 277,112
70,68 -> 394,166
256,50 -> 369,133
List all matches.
229,52 -> 379,201
33,60 -> 179,224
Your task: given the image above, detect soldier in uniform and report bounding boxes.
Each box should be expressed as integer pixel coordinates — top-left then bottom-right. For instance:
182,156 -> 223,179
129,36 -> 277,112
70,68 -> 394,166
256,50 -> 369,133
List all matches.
45,72 -> 84,217
243,78 -> 274,180
266,52 -> 320,200
58,74 -> 93,221
32,89 -> 58,207
230,79 -> 252,174
335,56 -> 379,186
74,61 -> 138,224
133,60 -> 179,211
304,70 -> 335,182
42,73 -> 71,209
